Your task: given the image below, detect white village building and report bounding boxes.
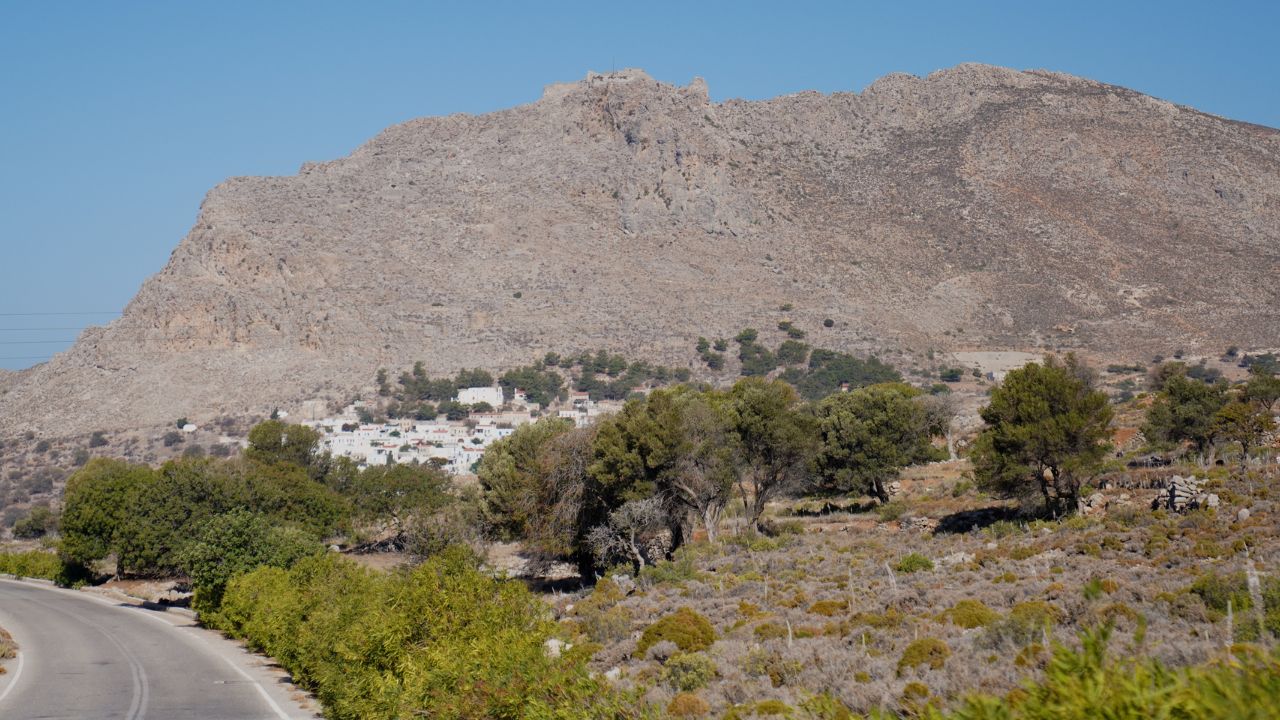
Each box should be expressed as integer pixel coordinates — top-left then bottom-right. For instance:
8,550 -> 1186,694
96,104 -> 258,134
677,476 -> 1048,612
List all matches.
456,385 -> 505,407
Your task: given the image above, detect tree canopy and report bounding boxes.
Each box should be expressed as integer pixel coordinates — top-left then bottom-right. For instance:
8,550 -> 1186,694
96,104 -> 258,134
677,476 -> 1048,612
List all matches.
971,355 -> 1113,516
811,383 -> 941,502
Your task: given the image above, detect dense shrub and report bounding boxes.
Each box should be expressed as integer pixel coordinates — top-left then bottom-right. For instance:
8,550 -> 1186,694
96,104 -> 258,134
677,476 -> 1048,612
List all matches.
898,637 -> 950,674
894,553 -> 935,573
941,600 -> 999,629
214,549 -> 638,719
663,651 -> 718,691
12,506 -> 56,538
178,509 -> 322,618
636,607 -> 716,656
808,599 -> 848,617
0,550 -> 62,580
982,601 -> 1063,648
933,627 -> 1280,719
1187,571 -> 1252,619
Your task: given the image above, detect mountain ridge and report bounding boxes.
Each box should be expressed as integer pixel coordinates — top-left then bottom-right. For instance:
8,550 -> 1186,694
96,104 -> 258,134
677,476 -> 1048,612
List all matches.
3,64 -> 1278,438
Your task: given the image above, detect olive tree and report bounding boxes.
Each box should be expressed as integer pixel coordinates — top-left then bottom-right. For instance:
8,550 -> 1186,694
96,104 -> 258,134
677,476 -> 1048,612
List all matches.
1142,367 -> 1229,460
729,377 -> 817,529
812,383 -> 940,503
971,355 -> 1113,517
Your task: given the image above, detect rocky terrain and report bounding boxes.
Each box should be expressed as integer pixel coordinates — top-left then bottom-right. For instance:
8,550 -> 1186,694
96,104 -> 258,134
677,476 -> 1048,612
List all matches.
2,64 -> 1278,439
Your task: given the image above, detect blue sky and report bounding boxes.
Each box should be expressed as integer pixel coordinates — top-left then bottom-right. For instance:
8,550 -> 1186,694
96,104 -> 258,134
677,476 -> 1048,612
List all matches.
1,1 -> 1277,369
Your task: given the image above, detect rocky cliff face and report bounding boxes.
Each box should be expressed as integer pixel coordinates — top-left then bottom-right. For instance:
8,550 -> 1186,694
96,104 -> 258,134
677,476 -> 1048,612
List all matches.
3,64 -> 1278,436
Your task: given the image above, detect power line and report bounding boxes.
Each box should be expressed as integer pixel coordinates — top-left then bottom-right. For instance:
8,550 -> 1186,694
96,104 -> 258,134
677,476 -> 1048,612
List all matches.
0,340 -> 77,345
0,356 -> 52,360
0,311 -> 120,317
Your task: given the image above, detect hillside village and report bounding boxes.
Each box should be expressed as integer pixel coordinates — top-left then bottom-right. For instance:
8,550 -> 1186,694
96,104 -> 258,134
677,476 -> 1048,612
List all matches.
305,386 -> 624,474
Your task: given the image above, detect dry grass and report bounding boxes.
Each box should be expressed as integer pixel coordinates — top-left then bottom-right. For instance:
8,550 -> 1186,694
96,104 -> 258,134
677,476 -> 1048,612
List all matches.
0,624 -> 16,670
550,461 -> 1280,717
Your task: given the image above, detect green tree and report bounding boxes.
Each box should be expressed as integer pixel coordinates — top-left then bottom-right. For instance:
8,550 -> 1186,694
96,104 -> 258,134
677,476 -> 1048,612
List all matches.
245,420 -> 321,467
114,458 -> 242,576
971,355 -> 1113,517
793,349 -> 901,400
729,377 -> 817,528
178,509 -> 320,617
59,459 -> 157,567
1142,367 -> 1229,459
1214,400 -> 1276,472
454,368 -> 494,388
478,418 -> 574,539
496,363 -> 563,404
592,387 -> 739,545
812,383 -> 940,502
230,457 -> 347,537
348,463 -> 453,530
12,505 -> 57,539
1244,370 -> 1280,413
776,340 -> 810,366
737,341 -> 777,377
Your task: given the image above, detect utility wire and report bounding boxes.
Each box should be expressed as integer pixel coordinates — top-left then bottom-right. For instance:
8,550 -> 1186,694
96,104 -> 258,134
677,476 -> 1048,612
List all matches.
0,340 -> 80,345
0,311 -> 120,317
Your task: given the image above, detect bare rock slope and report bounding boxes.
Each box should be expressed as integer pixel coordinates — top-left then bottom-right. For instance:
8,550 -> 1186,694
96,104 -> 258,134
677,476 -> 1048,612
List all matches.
4,64 -> 1278,436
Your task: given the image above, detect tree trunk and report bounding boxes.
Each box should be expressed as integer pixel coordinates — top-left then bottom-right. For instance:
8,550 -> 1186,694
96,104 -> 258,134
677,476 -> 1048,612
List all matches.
702,504 -> 723,544
871,478 -> 890,504
627,529 -> 645,572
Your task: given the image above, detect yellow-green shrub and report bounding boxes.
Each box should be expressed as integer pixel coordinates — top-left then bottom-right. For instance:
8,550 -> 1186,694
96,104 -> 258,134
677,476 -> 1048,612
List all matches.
0,550 -> 62,580
938,627 -> 1280,719
213,549 -> 639,719
808,599 -> 848,616
667,692 -> 709,717
894,553 -> 934,573
663,651 -> 717,691
898,637 -> 950,674
636,607 -> 716,656
941,600 -> 998,629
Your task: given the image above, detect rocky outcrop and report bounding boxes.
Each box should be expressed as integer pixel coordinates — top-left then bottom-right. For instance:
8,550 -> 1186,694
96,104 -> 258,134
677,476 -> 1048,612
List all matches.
2,64 -> 1278,438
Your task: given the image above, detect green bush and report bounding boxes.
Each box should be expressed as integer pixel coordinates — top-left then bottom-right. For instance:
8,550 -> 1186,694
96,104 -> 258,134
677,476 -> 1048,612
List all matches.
663,651 -> 718,691
894,553 -> 934,573
808,599 -> 848,617
898,637 -> 949,674
12,506 -> 56,538
798,693 -> 852,720
937,626 -> 1280,719
0,550 -> 62,580
213,549 -> 638,719
637,607 -> 716,657
941,600 -> 999,629
177,509 -> 321,619
1188,571 -> 1252,619
983,601 -> 1063,648
753,699 -> 794,716
754,622 -> 788,641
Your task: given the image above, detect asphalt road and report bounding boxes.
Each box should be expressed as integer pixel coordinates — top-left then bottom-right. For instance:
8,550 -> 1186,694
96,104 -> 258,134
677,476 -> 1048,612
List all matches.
0,578 -> 317,720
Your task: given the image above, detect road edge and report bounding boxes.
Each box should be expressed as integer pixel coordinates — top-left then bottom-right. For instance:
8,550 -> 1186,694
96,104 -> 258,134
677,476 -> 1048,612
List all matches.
0,575 -> 322,719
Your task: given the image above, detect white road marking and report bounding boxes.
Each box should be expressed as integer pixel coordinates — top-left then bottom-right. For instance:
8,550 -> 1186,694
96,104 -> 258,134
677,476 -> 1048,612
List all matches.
0,579 -> 302,719
218,654 -> 291,720
0,645 -> 25,705
123,604 -> 292,718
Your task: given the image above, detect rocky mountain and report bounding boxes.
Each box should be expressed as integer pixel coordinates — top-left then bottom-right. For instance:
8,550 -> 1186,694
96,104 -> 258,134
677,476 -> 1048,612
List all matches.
3,64 -> 1278,438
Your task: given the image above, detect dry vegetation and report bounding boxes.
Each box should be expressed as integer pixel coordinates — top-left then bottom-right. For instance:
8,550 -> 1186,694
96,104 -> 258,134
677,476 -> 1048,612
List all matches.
0,623 -> 15,674
551,460 -> 1280,717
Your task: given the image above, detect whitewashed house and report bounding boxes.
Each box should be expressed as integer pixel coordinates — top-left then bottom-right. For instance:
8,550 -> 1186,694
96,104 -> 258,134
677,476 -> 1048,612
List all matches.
456,385 -> 505,407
